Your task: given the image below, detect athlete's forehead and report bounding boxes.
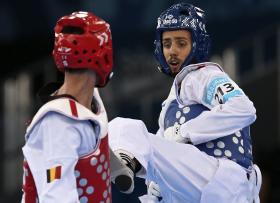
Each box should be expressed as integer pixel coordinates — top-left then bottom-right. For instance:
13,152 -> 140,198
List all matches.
162,30 -> 191,41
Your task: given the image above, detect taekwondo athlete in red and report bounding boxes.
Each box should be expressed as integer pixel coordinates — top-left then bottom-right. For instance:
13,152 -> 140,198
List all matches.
21,11 -> 114,203
109,3 -> 262,203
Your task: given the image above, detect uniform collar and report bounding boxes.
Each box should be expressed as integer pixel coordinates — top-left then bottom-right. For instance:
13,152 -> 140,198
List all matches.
37,82 -> 78,104
37,82 -> 98,114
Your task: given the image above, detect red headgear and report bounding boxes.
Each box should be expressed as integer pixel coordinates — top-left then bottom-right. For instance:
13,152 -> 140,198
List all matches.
53,11 -> 113,87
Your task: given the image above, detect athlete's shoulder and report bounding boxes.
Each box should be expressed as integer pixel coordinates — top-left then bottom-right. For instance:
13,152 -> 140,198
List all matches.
187,63 -> 227,85
191,62 -> 224,75
38,110 -> 83,129
26,99 -> 91,134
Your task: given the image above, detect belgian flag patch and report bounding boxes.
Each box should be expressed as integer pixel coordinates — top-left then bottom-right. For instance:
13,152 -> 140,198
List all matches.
47,166 -> 62,183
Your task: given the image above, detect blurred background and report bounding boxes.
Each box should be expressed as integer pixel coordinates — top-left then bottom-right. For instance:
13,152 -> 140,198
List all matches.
0,0 -> 279,202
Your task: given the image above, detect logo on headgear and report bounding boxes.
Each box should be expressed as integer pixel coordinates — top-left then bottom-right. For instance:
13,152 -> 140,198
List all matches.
162,14 -> 177,26
157,18 -> 161,28
97,33 -> 108,46
58,47 -> 71,53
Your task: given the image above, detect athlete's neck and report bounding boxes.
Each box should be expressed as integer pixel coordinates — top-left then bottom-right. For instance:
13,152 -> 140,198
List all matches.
57,71 -> 97,109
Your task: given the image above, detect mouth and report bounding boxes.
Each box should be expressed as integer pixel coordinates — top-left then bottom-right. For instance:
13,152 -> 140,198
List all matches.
168,59 -> 181,73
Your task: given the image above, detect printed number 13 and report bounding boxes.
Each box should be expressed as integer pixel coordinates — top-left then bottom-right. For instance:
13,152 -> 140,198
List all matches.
214,83 -> 234,104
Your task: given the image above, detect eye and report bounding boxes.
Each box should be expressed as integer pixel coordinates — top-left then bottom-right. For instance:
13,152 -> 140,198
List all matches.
162,41 -> 171,48
177,40 -> 187,47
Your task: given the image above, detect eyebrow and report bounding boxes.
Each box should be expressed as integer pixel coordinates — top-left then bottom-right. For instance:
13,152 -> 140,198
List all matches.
162,37 -> 189,41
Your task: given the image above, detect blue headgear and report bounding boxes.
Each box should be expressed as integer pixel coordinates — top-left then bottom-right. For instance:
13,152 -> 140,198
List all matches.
154,3 -> 211,76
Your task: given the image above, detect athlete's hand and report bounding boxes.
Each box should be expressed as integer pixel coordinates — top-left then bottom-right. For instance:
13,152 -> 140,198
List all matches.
163,123 -> 190,143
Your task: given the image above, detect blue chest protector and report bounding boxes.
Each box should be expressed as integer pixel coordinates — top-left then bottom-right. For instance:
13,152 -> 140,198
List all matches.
164,100 -> 253,169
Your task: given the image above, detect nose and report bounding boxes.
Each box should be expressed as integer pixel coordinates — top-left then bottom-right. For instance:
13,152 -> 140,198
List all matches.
169,43 -> 179,56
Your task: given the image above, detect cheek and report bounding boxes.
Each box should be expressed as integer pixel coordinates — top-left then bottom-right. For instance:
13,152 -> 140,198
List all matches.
181,46 -> 192,59
163,48 -> 169,59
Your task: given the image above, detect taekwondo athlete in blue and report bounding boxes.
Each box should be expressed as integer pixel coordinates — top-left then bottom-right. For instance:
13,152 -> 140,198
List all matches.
109,3 -> 262,203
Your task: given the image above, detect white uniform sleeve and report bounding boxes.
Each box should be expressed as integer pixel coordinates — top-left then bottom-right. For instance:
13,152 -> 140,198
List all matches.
179,66 -> 256,145
22,112 -> 96,203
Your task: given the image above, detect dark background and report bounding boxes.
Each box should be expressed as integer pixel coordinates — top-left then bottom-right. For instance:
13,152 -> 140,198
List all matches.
0,0 -> 280,202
